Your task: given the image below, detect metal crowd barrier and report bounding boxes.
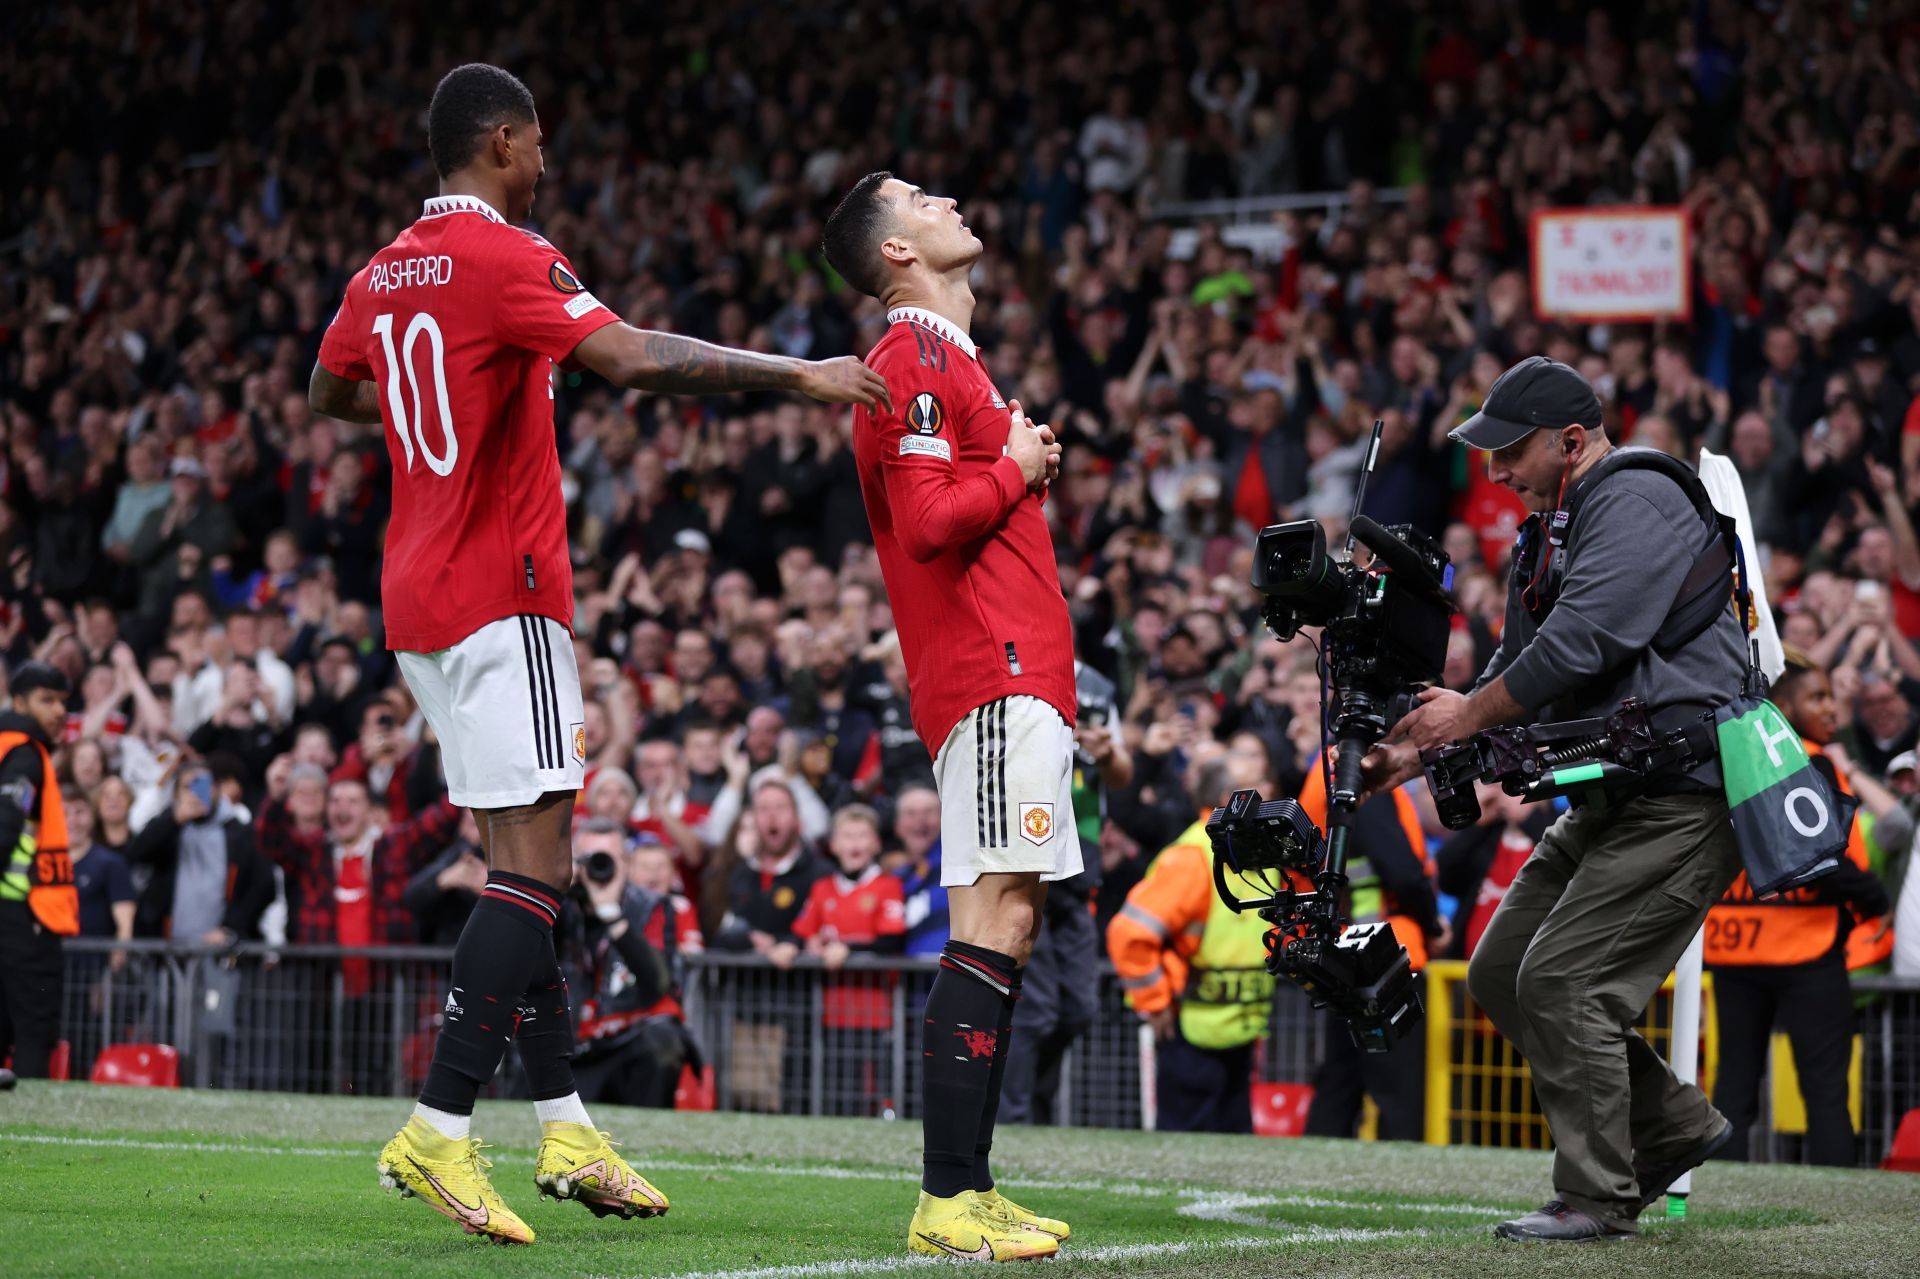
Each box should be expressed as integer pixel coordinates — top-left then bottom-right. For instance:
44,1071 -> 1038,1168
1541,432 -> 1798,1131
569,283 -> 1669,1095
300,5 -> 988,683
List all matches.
51,939 -> 1920,1167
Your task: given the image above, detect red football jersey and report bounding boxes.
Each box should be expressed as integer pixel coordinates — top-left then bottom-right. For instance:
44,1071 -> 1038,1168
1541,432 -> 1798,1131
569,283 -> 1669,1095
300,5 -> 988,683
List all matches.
792,865 -> 905,1031
317,195 -> 621,652
852,308 -> 1077,756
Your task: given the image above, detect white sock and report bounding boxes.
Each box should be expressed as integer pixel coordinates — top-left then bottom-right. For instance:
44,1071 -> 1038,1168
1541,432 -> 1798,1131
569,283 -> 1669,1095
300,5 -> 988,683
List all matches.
413,1103 -> 470,1142
535,1092 -> 594,1127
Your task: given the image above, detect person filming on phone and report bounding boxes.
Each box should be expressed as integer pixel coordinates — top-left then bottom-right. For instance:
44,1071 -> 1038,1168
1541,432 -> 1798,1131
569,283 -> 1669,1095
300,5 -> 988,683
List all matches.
1361,357 -> 1749,1243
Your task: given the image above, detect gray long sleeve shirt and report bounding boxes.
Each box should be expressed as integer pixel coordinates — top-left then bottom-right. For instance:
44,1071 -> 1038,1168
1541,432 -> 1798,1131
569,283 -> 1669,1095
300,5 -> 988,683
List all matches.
1474,463 -> 1749,784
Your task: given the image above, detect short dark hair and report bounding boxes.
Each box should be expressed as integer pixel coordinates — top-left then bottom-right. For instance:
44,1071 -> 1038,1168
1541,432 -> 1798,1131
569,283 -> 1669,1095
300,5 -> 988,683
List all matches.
427,64 -> 537,179
821,171 -> 897,298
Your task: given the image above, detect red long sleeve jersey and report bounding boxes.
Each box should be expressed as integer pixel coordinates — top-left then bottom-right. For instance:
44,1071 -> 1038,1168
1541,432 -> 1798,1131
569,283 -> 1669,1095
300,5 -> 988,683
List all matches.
852,308 -> 1076,756
317,195 -> 621,652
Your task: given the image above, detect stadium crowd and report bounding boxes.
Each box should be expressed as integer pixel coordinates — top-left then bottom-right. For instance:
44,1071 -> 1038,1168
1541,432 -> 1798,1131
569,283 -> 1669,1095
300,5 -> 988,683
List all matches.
4,0 -> 1920,1130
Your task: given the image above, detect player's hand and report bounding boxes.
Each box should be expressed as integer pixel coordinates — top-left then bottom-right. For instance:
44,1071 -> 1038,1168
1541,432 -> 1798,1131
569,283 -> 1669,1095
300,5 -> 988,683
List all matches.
1035,421 -> 1063,490
1005,399 -> 1049,487
798,356 -> 892,412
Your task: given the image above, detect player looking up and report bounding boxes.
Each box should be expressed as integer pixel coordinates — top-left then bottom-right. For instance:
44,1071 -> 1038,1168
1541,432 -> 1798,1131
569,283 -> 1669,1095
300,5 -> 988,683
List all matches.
309,63 -> 889,1248
822,172 -> 1074,1263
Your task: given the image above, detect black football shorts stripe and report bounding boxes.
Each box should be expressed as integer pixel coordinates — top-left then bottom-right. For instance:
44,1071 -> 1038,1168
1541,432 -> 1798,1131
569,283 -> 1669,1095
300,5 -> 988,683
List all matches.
518,614 -> 560,768
975,703 -> 986,849
532,616 -> 563,771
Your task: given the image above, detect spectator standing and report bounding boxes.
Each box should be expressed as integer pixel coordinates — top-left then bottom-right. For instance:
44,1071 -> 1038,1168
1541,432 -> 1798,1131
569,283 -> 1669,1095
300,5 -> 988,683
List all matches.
710,773 -> 824,954
892,783 -> 949,957
126,761 -> 274,944
789,805 -> 906,1115
403,809 -> 489,946
68,796 -> 135,952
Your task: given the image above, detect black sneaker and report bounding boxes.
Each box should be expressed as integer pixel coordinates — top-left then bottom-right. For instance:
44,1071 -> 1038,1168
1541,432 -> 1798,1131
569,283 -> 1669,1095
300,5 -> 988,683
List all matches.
1493,1200 -> 1638,1243
1634,1122 -> 1734,1210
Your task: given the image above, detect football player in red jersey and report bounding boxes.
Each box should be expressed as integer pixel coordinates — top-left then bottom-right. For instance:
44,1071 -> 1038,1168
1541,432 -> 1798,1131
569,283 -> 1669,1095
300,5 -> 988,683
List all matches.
309,64 -> 889,1246
822,173 -> 1073,1262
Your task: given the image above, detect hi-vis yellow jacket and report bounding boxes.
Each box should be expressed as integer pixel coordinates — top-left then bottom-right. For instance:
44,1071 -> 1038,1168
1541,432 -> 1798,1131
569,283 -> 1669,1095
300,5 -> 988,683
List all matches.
1105,819 -> 1276,1050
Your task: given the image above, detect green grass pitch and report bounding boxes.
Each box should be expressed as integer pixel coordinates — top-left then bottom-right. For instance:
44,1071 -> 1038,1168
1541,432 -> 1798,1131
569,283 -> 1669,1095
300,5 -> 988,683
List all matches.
3,1083 -> 1916,1277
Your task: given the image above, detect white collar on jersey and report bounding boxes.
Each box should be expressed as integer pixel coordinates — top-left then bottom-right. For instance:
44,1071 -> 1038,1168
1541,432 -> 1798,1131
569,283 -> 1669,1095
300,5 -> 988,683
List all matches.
887,306 -> 977,359
420,194 -> 506,224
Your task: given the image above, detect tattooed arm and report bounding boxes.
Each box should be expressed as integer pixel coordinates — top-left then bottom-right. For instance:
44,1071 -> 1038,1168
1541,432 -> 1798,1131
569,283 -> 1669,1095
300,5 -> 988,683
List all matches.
572,323 -> 891,410
307,365 -> 384,425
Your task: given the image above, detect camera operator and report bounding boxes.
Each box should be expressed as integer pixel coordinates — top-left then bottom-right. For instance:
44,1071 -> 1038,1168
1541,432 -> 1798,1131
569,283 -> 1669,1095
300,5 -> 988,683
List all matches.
551,818 -> 691,1109
1365,357 -> 1746,1242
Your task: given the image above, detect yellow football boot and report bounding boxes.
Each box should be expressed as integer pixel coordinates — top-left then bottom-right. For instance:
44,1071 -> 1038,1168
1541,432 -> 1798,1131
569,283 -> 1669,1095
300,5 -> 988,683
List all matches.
376,1115 -> 534,1246
978,1187 -> 1070,1241
533,1122 -> 670,1219
907,1189 -> 1059,1262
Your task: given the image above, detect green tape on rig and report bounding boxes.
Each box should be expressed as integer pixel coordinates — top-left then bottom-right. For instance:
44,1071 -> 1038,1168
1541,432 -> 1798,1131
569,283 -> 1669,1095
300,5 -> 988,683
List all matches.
1552,763 -> 1606,786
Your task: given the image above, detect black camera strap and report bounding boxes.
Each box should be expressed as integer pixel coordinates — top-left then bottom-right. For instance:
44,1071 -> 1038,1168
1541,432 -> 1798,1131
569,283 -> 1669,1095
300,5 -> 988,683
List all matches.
1525,448 -> 1742,659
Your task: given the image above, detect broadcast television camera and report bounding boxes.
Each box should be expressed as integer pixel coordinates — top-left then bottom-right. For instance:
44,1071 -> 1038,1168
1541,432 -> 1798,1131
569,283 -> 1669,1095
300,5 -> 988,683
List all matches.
1207,422 -> 1455,1051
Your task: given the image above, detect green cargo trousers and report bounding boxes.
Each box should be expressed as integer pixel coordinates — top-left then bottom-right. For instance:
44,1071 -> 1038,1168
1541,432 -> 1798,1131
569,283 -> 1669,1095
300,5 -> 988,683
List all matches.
1466,793 -> 1743,1227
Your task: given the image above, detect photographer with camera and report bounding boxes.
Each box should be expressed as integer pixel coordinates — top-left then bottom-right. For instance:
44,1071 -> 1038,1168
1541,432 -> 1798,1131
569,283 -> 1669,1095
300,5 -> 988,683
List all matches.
550,818 -> 690,1109
1364,357 -> 1747,1242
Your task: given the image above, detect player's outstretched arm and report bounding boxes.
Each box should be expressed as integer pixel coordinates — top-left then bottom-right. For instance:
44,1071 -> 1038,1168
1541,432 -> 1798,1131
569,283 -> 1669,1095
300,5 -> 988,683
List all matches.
572,323 -> 891,410
307,365 -> 383,426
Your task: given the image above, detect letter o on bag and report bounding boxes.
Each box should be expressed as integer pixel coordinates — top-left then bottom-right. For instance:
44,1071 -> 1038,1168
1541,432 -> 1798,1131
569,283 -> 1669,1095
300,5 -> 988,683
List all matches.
1783,786 -> 1830,838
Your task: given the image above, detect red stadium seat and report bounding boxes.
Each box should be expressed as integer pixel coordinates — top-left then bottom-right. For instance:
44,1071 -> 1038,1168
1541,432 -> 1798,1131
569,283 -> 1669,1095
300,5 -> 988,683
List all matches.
89,1044 -> 180,1088
1251,1082 -> 1314,1138
1882,1109 -> 1920,1174
3,1041 -> 72,1081
674,1063 -> 715,1112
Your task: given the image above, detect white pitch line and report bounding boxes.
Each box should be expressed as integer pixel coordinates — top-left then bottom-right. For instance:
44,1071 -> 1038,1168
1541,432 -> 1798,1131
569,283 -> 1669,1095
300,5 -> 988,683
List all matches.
1180,1190 -> 1495,1218
623,1228 -> 1417,1279
4,1132 -> 354,1158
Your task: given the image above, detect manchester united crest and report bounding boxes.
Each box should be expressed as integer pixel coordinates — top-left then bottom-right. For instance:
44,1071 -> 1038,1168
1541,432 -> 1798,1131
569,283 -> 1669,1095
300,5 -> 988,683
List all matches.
1019,802 -> 1053,846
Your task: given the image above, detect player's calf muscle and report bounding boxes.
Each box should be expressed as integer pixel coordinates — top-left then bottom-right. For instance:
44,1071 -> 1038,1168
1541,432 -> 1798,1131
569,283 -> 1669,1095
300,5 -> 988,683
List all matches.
948,875 -> 1043,961
479,789 -> 575,885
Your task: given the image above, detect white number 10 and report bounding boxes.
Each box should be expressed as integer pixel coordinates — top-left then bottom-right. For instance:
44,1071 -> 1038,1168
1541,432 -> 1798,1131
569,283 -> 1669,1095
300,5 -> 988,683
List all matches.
372,312 -> 459,476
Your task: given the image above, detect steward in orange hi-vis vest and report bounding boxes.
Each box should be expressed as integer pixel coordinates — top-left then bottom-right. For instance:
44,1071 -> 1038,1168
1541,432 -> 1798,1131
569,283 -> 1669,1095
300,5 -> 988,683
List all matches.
1706,751 -> 1888,965
1704,652 -> 1888,1166
0,662 -> 79,1079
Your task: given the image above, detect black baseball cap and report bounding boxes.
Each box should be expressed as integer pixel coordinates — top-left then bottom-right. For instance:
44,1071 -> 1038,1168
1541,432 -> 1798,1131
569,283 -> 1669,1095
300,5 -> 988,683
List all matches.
1450,356 -> 1604,451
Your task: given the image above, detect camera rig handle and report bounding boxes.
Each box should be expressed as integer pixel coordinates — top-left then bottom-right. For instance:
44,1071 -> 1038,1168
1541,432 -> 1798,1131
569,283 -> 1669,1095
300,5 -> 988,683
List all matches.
1422,697 -> 1715,830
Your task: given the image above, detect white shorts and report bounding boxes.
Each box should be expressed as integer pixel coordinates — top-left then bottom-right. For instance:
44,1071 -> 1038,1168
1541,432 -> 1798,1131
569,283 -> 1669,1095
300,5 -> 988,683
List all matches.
933,695 -> 1081,888
396,614 -> 584,810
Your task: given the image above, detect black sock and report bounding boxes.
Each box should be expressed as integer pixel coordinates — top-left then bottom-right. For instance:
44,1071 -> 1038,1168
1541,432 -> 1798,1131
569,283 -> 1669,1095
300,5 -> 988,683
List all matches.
515,930 -> 578,1102
973,961 -> 1022,1193
419,871 -> 563,1115
922,940 -> 1018,1197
